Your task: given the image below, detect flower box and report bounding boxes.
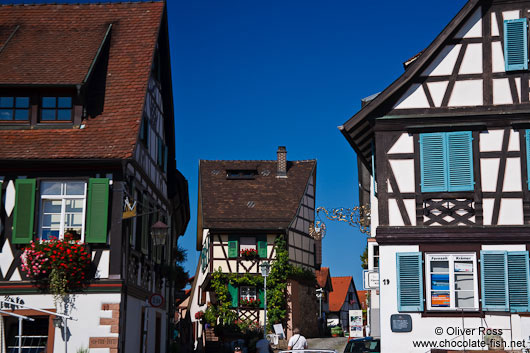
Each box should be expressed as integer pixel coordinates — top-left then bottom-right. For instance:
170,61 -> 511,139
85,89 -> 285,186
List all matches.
240,248 -> 258,260
239,297 -> 261,307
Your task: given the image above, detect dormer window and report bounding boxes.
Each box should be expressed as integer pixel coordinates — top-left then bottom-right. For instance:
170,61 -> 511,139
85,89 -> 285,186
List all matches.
226,169 -> 258,180
0,96 -> 30,121
40,96 -> 73,121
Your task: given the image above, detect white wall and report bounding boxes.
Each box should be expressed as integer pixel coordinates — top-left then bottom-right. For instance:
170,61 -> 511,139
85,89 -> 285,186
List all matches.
380,244 -> 530,352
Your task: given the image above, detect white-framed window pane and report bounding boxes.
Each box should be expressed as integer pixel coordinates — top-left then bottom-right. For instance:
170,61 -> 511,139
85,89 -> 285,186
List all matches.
39,181 -> 87,241
43,199 -> 61,213
41,181 -> 62,195
455,291 -> 475,307
430,261 -> 449,272
431,292 -> 450,307
66,182 -> 85,195
454,274 -> 474,290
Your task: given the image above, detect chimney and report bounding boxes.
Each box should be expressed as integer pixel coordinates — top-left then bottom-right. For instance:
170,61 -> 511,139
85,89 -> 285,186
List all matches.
276,146 -> 287,178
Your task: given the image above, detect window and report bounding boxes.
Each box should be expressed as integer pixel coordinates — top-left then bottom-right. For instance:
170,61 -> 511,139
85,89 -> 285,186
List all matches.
504,18 -> 528,71
5,316 -> 49,353
38,181 -> 86,241
140,115 -> 149,147
420,131 -> 474,192
0,96 -> 29,121
426,254 -> 479,310
40,96 -> 72,121
240,286 -> 257,301
372,244 -> 379,269
226,170 -> 258,180
240,237 -> 256,251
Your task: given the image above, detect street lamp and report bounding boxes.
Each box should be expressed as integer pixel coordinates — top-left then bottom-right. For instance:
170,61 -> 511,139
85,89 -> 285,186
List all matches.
151,221 -> 169,246
259,261 -> 271,339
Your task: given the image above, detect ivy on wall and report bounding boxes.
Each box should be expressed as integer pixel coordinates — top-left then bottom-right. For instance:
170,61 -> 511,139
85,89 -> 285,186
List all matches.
207,235 -> 316,331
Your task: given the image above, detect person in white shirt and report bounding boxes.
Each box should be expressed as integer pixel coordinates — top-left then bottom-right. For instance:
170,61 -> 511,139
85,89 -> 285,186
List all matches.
287,327 -> 307,350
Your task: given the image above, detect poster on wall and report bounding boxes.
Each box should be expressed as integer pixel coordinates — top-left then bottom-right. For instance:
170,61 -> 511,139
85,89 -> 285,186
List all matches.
349,310 -> 363,338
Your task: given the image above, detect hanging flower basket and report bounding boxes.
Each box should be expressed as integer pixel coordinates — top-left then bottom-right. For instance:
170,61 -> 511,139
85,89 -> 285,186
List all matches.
240,249 -> 258,260
20,233 -> 92,299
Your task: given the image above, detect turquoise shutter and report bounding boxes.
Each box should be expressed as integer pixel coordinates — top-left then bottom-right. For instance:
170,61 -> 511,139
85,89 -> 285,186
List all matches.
396,252 -> 423,312
447,131 -> 474,191
258,288 -> 264,308
85,178 -> 109,243
228,235 -> 238,258
507,251 -> 530,312
12,179 -> 36,244
257,235 -> 267,258
481,251 -> 509,311
526,130 -> 530,190
228,283 -> 238,307
420,133 -> 447,192
504,19 -> 528,71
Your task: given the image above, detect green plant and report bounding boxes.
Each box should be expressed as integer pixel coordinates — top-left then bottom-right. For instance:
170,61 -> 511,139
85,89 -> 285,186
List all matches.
76,347 -> 89,353
331,326 -> 343,336
204,304 -> 218,325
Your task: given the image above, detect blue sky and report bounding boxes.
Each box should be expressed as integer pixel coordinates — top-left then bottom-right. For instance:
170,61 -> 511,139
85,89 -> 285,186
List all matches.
8,0 -> 467,287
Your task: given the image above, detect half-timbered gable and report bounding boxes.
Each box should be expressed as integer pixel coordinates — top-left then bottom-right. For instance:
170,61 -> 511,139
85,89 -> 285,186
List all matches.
190,147 -> 319,346
0,3 -> 189,352
342,0 -> 530,351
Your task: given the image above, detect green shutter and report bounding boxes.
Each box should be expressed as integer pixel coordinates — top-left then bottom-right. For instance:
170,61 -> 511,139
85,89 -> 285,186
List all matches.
257,235 -> 267,258
85,178 -> 109,243
12,179 -> 36,244
481,251 -> 509,311
420,133 -> 447,192
228,235 -> 238,258
447,131 -> 474,191
228,283 -> 238,308
258,288 -> 264,308
507,251 -> 530,312
396,252 -> 423,312
504,19 -> 528,71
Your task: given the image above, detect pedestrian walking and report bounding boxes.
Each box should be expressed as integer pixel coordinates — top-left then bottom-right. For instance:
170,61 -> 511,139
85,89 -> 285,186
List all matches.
255,336 -> 273,353
287,327 -> 307,350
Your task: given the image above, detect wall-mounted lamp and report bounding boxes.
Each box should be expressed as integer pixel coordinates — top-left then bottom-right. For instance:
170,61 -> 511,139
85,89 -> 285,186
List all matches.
151,221 -> 169,246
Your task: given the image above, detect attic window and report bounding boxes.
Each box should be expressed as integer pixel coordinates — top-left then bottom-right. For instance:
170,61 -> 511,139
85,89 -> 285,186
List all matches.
40,96 -> 73,121
0,97 -> 29,121
226,169 -> 258,180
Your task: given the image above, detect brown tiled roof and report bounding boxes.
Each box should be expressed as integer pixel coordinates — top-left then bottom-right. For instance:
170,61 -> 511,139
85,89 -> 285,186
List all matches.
316,267 -> 332,290
357,290 -> 368,310
200,159 -> 316,230
0,2 -> 164,160
329,276 -> 354,312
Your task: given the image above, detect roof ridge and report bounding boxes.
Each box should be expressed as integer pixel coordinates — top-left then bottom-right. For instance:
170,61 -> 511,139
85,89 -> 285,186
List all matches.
0,1 -> 163,7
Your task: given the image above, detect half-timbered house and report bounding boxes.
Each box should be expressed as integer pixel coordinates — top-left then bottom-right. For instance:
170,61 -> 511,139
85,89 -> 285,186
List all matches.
342,0 -> 530,351
189,147 -> 320,349
0,2 -> 189,353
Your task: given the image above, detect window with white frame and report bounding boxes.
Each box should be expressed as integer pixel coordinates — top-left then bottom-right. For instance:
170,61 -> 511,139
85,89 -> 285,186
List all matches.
240,286 -> 257,301
426,253 -> 478,310
38,181 -> 87,241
